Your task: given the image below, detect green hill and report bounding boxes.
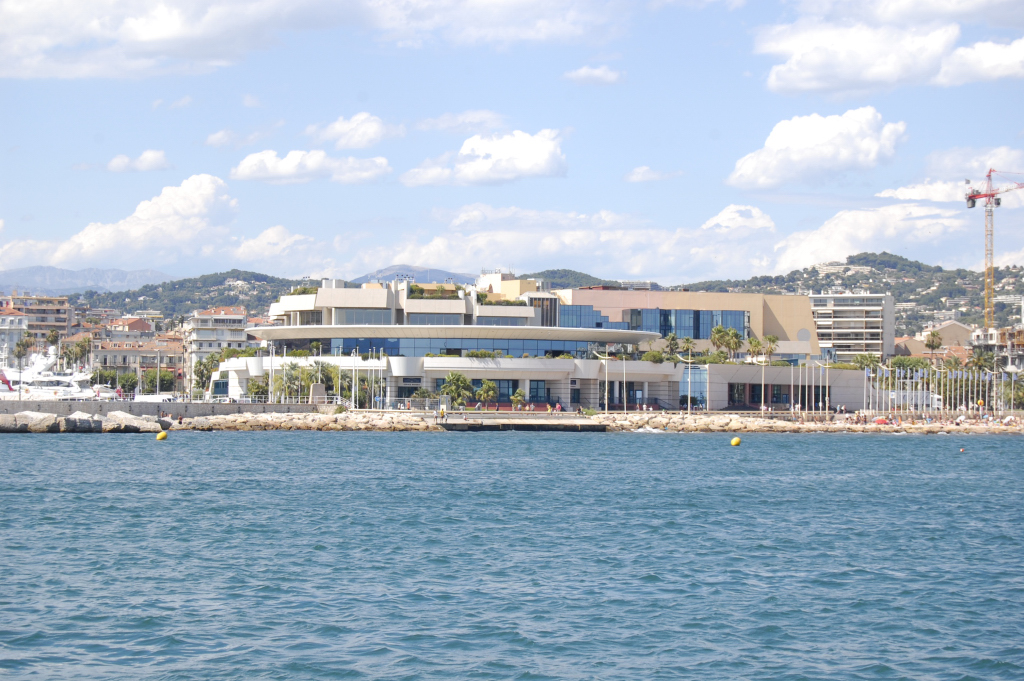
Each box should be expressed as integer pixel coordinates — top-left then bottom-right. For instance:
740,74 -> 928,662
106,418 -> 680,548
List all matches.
519,269 -> 620,289
77,270 -> 303,320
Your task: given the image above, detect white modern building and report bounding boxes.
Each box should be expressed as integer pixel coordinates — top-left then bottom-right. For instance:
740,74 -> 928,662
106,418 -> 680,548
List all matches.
809,291 -> 895,363
206,277 -> 861,410
0,308 -> 28,369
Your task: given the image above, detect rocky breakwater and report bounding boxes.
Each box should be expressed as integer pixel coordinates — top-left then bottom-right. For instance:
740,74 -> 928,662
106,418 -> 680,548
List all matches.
0,410 -> 168,433
588,412 -> 1024,435
173,411 -> 441,432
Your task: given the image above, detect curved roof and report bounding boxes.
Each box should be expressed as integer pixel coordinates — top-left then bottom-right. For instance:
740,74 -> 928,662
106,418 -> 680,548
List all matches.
247,324 -> 659,344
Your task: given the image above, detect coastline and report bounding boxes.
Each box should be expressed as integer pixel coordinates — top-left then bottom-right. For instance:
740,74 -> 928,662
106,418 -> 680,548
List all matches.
0,409 -> 1019,435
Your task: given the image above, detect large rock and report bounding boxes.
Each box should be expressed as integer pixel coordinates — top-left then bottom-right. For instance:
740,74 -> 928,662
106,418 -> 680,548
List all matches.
15,411 -> 60,433
104,410 -> 161,433
0,413 -> 26,432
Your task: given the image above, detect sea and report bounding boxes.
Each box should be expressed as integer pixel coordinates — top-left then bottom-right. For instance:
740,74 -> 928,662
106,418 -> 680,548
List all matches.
1,432 -> 1022,680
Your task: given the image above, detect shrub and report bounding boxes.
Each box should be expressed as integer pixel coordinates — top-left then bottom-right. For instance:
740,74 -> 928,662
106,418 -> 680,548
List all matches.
641,350 -> 665,363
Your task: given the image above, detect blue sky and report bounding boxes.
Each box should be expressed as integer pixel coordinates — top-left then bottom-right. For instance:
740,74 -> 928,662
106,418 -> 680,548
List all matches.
1,0 -> 1023,284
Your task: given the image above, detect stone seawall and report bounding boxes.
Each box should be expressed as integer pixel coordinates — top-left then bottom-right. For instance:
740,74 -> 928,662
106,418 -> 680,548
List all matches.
0,401 -> 318,419
0,408 -> 1018,435
589,412 -> 1022,435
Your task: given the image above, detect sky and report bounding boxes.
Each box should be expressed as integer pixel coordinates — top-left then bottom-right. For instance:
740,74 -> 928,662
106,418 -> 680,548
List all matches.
1,0 -> 1023,285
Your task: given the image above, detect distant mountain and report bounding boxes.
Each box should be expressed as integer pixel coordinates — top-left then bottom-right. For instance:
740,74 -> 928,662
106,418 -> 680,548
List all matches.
78,270 -> 302,318
0,266 -> 172,295
351,264 -> 475,285
519,269 -> 620,289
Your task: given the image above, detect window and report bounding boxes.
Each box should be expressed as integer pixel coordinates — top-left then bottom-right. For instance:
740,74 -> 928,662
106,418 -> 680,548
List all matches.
334,308 -> 392,325
476,316 -> 526,326
570,388 -> 580,405
728,383 -> 746,406
529,380 -> 547,402
212,379 -> 229,396
408,313 -> 462,325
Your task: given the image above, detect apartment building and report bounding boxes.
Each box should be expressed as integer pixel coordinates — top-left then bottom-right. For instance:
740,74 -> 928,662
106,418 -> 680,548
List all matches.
183,306 -> 256,391
1,294 -> 71,341
92,337 -> 185,391
0,308 -> 28,369
809,291 -> 895,363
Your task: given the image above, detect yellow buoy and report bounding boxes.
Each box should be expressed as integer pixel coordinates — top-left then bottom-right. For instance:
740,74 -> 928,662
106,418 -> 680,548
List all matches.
156,431 -> 167,441
730,436 -> 741,446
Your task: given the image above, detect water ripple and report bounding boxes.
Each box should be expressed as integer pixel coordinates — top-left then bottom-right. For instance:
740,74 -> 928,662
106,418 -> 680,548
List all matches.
0,432 -> 1022,679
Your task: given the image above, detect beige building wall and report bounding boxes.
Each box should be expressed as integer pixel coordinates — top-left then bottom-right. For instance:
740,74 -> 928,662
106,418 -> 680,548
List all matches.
554,289 -> 820,354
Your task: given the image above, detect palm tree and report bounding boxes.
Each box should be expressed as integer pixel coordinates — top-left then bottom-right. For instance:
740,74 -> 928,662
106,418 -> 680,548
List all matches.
510,388 -> 526,410
709,325 -> 727,354
853,354 -> 880,370
475,379 -> 498,410
943,356 -> 963,371
440,371 -> 473,408
747,337 -> 763,360
763,334 -> 779,363
725,327 -> 744,360
968,351 -> 994,371
925,330 -> 943,367
13,337 -> 31,400
45,329 -> 59,348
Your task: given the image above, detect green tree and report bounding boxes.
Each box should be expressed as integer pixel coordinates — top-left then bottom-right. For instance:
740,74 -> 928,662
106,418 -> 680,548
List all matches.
142,369 -> 175,393
725,327 -> 744,360
641,350 -> 664,363
440,371 -> 473,407
747,337 -> 763,359
943,356 -> 963,371
852,353 -> 880,370
891,356 -> 930,371
91,368 -> 117,386
925,330 -> 943,366
664,332 -> 679,356
13,337 -> 32,386
475,379 -> 498,409
709,325 -> 727,354
45,329 -> 59,347
763,335 -> 779,363
411,387 -> 434,399
967,351 -> 994,371
310,341 -> 322,355
246,374 -> 269,398
117,372 -> 138,393
510,388 -> 526,409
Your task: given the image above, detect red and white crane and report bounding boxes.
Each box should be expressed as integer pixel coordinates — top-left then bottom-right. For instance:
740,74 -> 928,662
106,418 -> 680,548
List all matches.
965,169 -> 1024,328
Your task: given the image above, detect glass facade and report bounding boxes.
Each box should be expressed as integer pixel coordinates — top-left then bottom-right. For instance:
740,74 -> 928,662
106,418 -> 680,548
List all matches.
408,313 -> 463,325
562,305 -> 747,339
329,337 -> 591,358
333,308 -> 392,325
626,308 -> 746,339
476,316 -> 527,326
558,305 -> 629,330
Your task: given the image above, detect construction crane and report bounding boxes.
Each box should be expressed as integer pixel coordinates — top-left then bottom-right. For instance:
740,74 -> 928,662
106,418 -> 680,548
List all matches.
965,169 -> 1024,328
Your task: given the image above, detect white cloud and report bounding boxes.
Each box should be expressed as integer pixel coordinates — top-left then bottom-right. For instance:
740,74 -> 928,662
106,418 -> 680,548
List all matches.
876,180 -> 964,202
700,205 -> 775,233
727,107 -> 905,188
935,36 -> 1024,85
772,204 -> 967,273
417,110 -> 505,134
401,129 -> 566,186
0,219 -> 4,231
206,130 -> 235,147
243,94 -> 260,107
0,0 -> 619,78
756,1 -> 1024,92
107,150 -> 170,172
231,225 -> 315,262
337,202 -> 782,282
624,166 -> 678,182
230,149 -> 391,184
756,21 -> 959,93
306,112 -> 404,149
927,146 -> 1024,178
564,65 -> 623,84
0,175 -> 237,267
169,95 -> 191,108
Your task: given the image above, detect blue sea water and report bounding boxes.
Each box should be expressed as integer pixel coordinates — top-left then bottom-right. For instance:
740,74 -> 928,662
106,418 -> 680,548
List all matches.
1,432 -> 1022,680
